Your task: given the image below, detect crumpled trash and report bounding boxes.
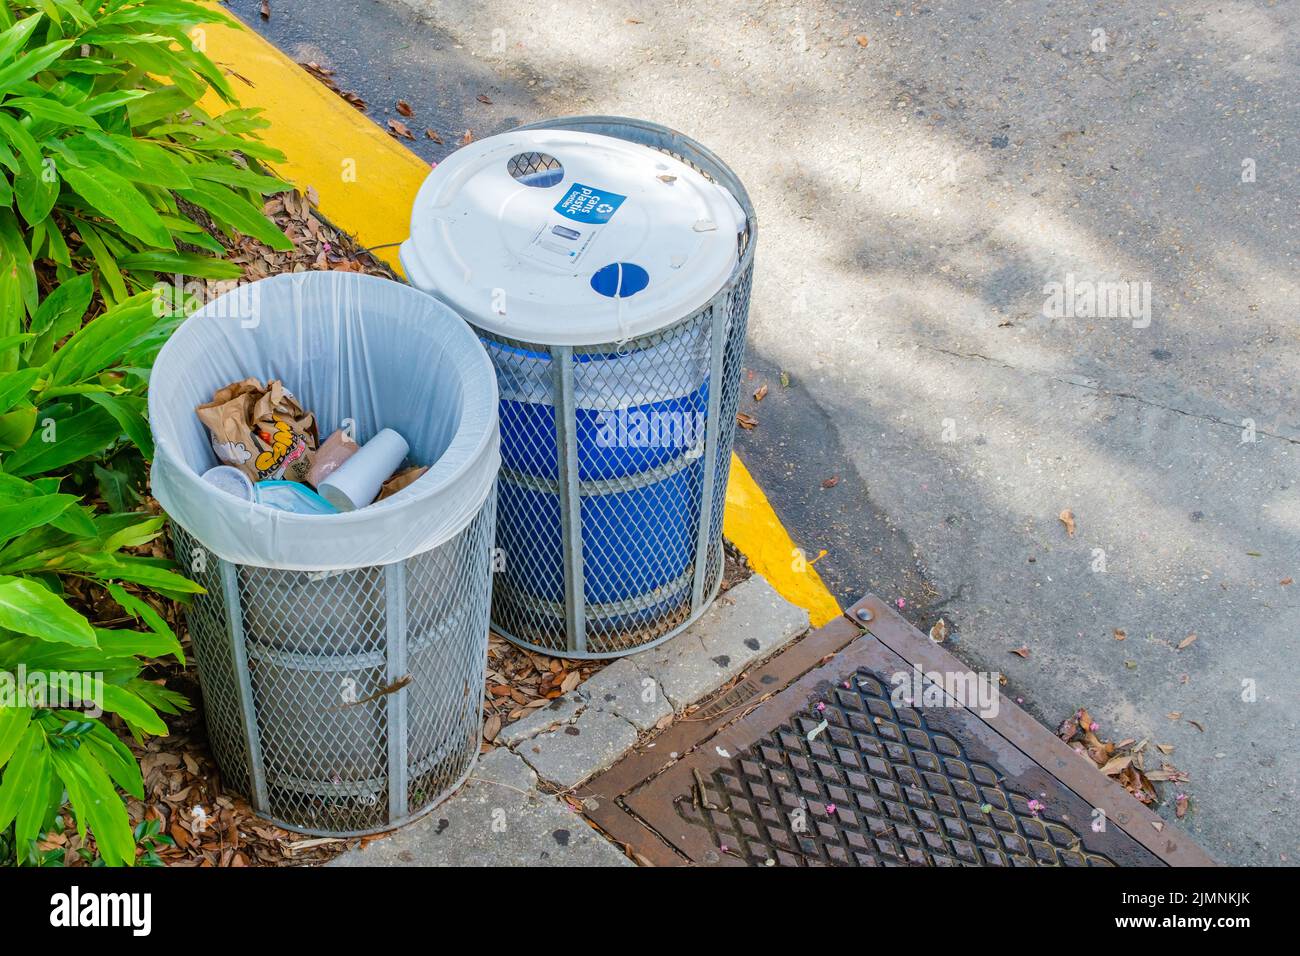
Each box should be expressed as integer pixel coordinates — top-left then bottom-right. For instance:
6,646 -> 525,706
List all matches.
196,378 -> 317,483
306,428 -> 358,487
376,465 -> 429,502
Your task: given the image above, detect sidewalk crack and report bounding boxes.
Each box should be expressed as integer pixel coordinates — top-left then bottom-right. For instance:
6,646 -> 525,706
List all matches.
918,344 -> 1299,445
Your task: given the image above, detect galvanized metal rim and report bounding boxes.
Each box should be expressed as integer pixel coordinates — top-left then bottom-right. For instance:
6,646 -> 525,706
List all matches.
245,750 -> 480,840
492,558 -> 724,660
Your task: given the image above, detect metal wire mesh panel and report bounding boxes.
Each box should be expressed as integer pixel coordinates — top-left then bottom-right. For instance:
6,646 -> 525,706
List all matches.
173,491 -> 496,836
172,525 -> 251,801
480,117 -> 756,659
481,291 -> 750,659
704,261 -> 754,589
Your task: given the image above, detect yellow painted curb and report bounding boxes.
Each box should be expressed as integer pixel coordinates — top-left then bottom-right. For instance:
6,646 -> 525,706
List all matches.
198,8 -> 428,275
722,456 -> 841,627
198,9 -> 842,627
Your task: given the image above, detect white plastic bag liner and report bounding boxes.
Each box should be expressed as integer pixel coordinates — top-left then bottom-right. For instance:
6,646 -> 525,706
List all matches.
149,272 -> 500,571
487,323 -> 710,410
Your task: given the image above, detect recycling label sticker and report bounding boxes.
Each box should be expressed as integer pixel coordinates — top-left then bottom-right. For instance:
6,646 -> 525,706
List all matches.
554,183 -> 626,223
524,182 -> 628,268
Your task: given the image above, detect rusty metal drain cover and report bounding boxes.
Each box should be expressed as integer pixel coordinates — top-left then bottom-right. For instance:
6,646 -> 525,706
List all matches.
579,595 -> 1214,867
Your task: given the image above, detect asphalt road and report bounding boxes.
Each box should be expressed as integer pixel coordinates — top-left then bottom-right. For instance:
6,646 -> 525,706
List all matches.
226,0 -> 1298,865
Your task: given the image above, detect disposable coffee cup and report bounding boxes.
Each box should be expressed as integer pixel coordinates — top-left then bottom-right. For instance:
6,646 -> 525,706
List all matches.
318,428 -> 410,512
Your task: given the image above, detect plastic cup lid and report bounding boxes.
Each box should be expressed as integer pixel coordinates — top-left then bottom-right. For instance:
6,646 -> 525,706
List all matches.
401,129 -> 747,346
202,465 -> 255,501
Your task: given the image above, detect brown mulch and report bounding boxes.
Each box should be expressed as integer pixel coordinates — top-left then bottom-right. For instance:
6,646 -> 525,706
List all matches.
212,186 -> 396,280
36,195 -> 757,866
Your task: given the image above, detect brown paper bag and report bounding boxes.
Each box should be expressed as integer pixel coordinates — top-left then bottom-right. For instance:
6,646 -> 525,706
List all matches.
196,378 -> 318,483
375,465 -> 428,502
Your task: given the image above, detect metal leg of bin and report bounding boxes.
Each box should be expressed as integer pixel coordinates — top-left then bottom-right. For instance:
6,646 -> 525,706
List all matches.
384,562 -> 409,824
220,559 -> 268,811
692,300 -> 728,610
553,345 -> 587,654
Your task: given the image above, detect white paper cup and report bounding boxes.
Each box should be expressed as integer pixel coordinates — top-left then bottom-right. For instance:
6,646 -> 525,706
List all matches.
318,428 -> 410,512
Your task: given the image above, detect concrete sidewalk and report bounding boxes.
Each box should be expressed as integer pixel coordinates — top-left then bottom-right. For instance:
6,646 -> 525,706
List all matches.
331,576 -> 810,866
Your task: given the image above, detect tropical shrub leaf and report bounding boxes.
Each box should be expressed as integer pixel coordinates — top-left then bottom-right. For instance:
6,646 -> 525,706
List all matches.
0,575 -> 97,645
0,0 -> 290,866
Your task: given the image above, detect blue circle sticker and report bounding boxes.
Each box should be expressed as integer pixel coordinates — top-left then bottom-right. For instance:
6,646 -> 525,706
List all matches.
590,262 -> 650,298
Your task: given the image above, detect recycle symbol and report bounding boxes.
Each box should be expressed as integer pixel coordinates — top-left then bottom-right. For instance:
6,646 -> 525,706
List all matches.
596,203 -> 614,214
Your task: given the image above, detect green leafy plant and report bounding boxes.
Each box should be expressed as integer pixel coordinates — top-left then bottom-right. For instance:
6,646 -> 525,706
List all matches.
0,288 -> 201,866
0,0 -> 296,867
0,0 -> 292,317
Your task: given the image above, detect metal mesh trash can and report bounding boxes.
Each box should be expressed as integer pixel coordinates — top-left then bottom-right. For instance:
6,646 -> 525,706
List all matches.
402,117 -> 754,659
149,273 -> 500,835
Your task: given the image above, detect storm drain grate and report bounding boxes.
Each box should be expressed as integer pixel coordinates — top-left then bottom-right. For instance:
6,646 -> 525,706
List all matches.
579,595 -> 1215,867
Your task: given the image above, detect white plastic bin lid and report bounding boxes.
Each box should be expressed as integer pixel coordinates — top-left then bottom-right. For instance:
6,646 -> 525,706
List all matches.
401,128 -> 746,346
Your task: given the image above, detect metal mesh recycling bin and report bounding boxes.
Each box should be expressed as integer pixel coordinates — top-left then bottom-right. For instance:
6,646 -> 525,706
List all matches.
149,273 -> 500,835
402,116 -> 754,659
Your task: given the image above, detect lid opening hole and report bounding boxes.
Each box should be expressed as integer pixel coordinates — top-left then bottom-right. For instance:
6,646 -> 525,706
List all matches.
508,152 -> 564,188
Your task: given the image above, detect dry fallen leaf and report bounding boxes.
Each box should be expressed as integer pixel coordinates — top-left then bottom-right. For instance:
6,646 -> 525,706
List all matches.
260,0 -> 270,20
1175,793 -> 1189,818
1187,719 -> 1204,733
1167,712 -> 1182,720
386,119 -> 415,140
928,618 -> 949,643
855,34 -> 869,46
1099,754 -> 1133,776
1058,707 -> 1169,807
396,100 -> 413,116
483,714 -> 501,742
425,128 -> 443,143
477,93 -> 493,105
1058,509 -> 1076,536
1146,766 -> 1189,783
753,383 -> 769,402
736,412 -> 758,430
1151,820 -> 1164,832
1177,633 -> 1197,650
1281,577 -> 1294,586
460,129 -> 475,145
1113,628 -> 1127,641
821,476 -> 840,489
1011,645 -> 1031,658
